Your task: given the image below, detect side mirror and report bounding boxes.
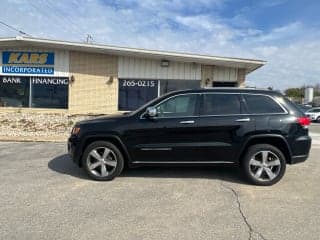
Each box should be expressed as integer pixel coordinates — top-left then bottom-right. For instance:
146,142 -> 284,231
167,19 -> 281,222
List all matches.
145,107 -> 157,118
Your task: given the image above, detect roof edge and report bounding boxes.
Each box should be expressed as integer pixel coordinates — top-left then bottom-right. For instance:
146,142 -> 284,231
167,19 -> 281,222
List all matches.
0,36 -> 266,65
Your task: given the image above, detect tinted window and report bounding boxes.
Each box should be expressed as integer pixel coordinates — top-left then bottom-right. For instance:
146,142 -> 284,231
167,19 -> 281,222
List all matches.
203,94 -> 241,115
31,77 -> 68,109
118,79 -> 159,111
160,80 -> 200,95
0,76 -> 29,107
156,94 -> 198,117
244,94 -> 285,114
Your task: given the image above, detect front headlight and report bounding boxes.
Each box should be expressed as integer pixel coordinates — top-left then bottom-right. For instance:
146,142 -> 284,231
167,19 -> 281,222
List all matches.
71,126 -> 81,135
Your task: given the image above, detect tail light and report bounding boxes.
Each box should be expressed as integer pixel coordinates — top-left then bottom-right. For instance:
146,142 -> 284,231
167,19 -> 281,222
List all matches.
297,116 -> 311,127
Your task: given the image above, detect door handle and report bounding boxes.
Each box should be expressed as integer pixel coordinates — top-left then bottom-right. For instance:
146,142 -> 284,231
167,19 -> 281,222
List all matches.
235,118 -> 250,122
180,120 -> 195,124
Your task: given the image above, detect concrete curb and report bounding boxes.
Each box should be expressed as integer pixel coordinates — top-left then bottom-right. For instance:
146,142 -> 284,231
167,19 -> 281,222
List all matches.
0,136 -> 67,143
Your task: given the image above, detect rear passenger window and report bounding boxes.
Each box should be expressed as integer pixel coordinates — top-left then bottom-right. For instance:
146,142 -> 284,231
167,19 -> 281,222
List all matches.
244,95 -> 285,114
203,94 -> 241,115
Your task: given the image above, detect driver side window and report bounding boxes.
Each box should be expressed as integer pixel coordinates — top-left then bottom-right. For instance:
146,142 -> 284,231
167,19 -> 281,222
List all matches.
156,94 -> 198,118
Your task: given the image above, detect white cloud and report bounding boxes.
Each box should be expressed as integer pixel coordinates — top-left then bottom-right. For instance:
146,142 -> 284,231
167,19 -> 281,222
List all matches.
0,0 -> 319,90
248,40 -> 320,89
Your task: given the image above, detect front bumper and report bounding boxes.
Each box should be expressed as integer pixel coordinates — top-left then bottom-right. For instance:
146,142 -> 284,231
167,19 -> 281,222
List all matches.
68,136 -> 82,166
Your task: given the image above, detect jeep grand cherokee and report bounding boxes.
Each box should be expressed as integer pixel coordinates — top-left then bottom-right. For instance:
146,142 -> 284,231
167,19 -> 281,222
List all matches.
68,88 -> 311,186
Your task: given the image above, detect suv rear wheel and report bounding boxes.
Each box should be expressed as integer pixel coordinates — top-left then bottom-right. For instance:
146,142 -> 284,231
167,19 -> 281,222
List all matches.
82,141 -> 124,181
242,144 -> 286,186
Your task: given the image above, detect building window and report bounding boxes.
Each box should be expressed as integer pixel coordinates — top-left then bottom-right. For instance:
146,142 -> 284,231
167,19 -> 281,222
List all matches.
0,76 -> 29,107
212,82 -> 238,87
118,79 -> 159,111
30,77 -> 69,109
0,76 -> 68,109
160,79 -> 200,95
118,79 -> 200,111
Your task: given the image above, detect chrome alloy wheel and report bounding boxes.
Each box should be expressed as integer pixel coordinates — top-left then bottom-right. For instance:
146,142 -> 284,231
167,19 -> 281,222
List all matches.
249,151 -> 281,182
86,147 -> 117,177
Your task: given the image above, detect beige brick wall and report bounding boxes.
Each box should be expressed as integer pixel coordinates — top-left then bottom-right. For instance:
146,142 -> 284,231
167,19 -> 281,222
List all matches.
69,51 -> 118,114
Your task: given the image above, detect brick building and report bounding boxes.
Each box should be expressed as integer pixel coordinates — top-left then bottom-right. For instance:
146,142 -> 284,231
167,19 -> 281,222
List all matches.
0,36 -> 265,114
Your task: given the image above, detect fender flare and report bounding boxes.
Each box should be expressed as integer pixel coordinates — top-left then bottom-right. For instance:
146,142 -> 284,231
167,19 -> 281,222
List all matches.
80,133 -> 132,165
237,134 -> 292,163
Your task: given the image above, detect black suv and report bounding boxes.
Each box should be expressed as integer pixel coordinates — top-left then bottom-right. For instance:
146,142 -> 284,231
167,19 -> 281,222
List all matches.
68,88 -> 311,185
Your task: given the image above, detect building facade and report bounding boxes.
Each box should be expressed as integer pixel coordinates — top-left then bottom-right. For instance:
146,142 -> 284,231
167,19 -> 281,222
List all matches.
0,37 -> 265,114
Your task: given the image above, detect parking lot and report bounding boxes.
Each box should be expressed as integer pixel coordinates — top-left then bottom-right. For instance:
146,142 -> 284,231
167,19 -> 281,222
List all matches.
1,126 -> 320,240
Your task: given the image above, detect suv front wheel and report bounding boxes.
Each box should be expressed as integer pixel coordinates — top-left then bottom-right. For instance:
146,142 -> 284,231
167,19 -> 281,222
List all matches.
82,141 -> 124,181
242,144 -> 286,186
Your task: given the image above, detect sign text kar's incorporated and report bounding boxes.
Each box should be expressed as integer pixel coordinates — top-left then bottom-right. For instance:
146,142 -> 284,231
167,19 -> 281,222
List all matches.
1,51 -> 55,75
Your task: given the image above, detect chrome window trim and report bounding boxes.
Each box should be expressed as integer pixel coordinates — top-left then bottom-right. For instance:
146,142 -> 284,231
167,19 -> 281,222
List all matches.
200,92 -> 288,117
140,93 -> 200,119
140,91 -> 289,119
199,112 -> 288,117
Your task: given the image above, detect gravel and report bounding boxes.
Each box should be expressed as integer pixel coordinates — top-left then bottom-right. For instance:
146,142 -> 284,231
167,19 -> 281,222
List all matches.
0,112 -> 99,141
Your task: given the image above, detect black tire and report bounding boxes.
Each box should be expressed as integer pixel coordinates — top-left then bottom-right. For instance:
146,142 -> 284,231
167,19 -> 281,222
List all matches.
317,117 -> 320,123
241,144 -> 286,186
82,141 -> 124,181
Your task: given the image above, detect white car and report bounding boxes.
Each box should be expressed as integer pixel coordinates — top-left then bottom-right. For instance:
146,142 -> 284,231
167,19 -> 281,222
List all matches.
306,107 -> 320,122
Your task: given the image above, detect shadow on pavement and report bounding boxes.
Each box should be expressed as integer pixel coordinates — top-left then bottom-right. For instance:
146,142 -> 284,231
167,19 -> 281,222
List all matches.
120,166 -> 246,184
48,154 -> 247,184
48,154 -> 89,180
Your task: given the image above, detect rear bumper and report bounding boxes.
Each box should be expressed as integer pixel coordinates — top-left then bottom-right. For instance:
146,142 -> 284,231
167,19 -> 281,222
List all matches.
289,135 -> 312,164
291,154 -> 309,164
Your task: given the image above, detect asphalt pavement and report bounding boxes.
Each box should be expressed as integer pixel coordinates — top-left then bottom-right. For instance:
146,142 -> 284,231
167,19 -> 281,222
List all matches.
0,129 -> 320,240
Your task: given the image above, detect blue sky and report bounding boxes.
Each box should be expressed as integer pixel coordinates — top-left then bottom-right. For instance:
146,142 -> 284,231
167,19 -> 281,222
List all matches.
0,0 -> 320,90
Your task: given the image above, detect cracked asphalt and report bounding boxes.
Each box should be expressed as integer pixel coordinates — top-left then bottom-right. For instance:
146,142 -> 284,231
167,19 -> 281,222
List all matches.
1,128 -> 320,240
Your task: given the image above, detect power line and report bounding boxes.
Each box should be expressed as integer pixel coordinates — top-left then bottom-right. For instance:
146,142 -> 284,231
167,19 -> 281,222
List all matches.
86,34 -> 94,43
44,0 -> 95,43
0,20 -> 32,37
28,0 -> 91,42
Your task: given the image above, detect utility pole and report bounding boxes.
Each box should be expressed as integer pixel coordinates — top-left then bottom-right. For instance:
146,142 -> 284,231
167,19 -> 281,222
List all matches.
86,34 -> 93,43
